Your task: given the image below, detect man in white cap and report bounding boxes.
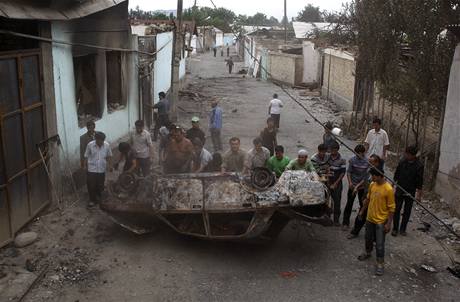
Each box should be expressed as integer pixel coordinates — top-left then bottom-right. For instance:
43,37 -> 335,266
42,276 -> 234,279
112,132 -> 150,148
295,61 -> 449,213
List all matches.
286,149 -> 316,172
186,116 -> 205,145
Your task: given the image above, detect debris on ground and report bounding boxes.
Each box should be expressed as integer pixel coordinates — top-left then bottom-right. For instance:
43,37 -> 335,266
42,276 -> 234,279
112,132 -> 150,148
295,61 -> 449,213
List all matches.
420,264 -> 437,273
14,232 -> 38,248
417,222 -> 431,233
279,271 -> 297,279
447,265 -> 460,279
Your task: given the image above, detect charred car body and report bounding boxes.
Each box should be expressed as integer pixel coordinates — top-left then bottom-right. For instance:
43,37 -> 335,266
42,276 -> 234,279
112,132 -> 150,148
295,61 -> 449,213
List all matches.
100,168 -> 333,240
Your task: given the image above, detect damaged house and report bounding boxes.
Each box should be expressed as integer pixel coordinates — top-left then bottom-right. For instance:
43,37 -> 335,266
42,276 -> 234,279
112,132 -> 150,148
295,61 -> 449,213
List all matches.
0,0 -> 140,247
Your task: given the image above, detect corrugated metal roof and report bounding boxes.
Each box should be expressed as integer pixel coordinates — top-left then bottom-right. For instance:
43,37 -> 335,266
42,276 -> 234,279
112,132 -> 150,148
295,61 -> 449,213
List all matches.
242,25 -> 272,35
0,0 -> 126,20
292,22 -> 335,39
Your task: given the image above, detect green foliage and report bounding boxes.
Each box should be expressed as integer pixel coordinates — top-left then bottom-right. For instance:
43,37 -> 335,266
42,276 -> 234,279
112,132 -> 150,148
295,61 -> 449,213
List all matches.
328,0 -> 459,122
183,6 -> 236,32
296,4 -> 323,22
129,6 -> 172,20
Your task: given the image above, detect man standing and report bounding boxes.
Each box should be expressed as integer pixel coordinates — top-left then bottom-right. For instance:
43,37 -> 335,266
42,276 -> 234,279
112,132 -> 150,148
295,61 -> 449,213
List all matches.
226,57 -> 234,74
342,144 -> 369,229
358,168 -> 395,276
286,149 -> 316,172
130,120 -> 154,176
227,44 -> 230,57
209,99 -> 223,152
267,145 -> 290,178
364,117 -> 390,166
323,121 -> 337,152
392,145 -> 424,236
245,137 -> 271,172
328,142 -> 347,225
213,46 -> 217,57
84,131 -> 112,207
80,120 -> 96,168
186,116 -> 206,145
222,137 -> 247,173
149,92 -> 170,141
260,117 -> 277,156
191,138 -> 213,173
348,154 -> 383,239
164,126 -> 194,174
310,144 -> 330,177
268,94 -> 283,129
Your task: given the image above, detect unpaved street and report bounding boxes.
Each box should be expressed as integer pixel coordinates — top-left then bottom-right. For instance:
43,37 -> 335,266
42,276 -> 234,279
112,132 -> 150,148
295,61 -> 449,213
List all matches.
1,49 -> 459,302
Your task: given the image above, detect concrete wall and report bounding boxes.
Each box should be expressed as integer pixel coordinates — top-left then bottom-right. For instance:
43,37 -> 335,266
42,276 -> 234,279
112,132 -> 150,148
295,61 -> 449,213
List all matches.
321,49 -> 356,111
302,41 -> 321,84
153,31 -> 173,103
244,37 -> 252,68
215,32 -> 224,47
436,44 -> 460,215
268,52 -> 303,86
51,22 -> 139,169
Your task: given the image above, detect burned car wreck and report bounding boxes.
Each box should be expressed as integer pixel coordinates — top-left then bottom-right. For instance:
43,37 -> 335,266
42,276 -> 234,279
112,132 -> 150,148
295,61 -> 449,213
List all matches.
100,168 -> 333,240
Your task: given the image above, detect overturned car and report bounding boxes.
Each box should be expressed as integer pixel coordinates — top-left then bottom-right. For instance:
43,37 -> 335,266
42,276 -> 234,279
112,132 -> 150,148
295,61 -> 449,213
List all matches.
100,169 -> 332,240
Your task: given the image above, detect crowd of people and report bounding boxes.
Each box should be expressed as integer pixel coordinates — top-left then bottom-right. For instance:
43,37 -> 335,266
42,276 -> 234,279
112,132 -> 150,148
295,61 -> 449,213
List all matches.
80,92 -> 424,276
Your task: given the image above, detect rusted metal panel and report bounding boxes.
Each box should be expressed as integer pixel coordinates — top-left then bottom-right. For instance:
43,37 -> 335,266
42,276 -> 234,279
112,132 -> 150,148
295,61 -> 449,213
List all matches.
0,50 -> 50,248
0,0 -> 126,20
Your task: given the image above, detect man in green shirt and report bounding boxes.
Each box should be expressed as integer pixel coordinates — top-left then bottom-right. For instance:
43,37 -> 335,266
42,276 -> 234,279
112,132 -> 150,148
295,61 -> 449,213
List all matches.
286,149 -> 316,172
267,145 -> 290,177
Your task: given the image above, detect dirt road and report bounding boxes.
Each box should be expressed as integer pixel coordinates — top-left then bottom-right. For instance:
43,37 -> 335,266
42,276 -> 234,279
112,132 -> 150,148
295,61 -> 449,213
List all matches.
1,48 -> 459,302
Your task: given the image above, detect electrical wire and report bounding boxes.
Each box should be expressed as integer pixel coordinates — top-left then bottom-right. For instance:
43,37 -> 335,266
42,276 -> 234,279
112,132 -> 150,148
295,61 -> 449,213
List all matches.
206,0 -> 460,240
0,29 -> 172,56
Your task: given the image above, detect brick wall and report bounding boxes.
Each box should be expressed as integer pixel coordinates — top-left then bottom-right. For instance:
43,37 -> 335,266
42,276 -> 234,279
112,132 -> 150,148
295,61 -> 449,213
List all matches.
321,51 -> 356,111
268,52 -> 303,86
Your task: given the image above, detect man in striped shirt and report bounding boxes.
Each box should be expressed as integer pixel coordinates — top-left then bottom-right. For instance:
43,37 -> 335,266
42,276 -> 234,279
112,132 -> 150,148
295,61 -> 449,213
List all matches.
342,144 -> 369,229
327,142 -> 347,225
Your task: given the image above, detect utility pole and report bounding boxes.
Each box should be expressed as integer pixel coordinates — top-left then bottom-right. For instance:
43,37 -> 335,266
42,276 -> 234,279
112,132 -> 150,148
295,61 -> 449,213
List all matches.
171,0 -> 183,121
284,0 -> 287,43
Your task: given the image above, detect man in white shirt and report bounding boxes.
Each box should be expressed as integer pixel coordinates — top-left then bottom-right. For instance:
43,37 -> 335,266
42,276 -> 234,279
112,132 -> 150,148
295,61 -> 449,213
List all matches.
84,131 -> 112,207
191,138 -> 213,173
268,93 -> 283,129
364,117 -> 390,166
130,120 -> 154,176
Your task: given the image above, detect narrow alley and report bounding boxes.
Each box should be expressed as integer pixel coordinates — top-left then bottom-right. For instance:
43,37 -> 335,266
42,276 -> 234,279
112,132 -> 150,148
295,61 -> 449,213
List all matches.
1,48 -> 458,302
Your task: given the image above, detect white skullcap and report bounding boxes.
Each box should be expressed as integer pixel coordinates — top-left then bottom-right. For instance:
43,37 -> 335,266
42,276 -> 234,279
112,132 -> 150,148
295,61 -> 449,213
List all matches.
159,126 -> 169,136
298,149 -> 308,156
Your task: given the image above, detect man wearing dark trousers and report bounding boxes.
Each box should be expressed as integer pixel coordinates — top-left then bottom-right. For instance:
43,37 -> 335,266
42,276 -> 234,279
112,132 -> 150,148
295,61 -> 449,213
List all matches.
146,91 -> 169,142
327,142 -> 346,225
348,154 -> 383,239
84,131 -> 112,208
392,145 -> 424,236
342,144 -> 369,229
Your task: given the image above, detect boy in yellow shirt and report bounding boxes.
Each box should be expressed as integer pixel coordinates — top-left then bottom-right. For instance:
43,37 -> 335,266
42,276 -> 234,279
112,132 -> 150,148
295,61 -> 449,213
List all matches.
357,167 -> 395,276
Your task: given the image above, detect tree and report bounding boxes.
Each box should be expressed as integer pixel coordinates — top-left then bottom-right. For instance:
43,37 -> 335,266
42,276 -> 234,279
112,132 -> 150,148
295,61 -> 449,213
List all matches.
324,0 -> 460,151
268,16 -> 280,26
296,4 -> 323,22
183,6 -> 236,32
248,13 -> 269,26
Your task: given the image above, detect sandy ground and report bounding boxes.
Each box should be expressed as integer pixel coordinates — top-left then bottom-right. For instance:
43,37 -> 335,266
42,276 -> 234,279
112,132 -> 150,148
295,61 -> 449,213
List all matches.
1,48 -> 459,302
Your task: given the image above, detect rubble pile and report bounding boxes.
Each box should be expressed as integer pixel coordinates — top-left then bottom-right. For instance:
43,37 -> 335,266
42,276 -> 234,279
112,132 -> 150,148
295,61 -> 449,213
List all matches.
44,247 -> 100,287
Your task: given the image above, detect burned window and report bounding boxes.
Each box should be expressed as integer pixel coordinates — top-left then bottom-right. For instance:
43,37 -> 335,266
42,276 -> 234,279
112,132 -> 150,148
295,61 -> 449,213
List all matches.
74,54 -> 101,127
106,51 -> 126,113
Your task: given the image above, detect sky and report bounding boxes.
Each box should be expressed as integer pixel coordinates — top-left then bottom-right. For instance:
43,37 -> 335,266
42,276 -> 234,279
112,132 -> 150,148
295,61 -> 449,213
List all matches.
129,0 -> 349,20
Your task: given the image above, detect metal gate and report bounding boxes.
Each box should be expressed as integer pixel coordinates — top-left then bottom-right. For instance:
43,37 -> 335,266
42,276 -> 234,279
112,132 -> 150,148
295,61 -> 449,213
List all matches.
0,49 -> 50,247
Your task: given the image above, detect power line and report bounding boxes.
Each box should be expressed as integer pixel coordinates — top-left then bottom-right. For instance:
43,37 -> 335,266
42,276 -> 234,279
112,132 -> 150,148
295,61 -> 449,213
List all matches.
0,29 -> 172,56
206,0 -> 460,240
